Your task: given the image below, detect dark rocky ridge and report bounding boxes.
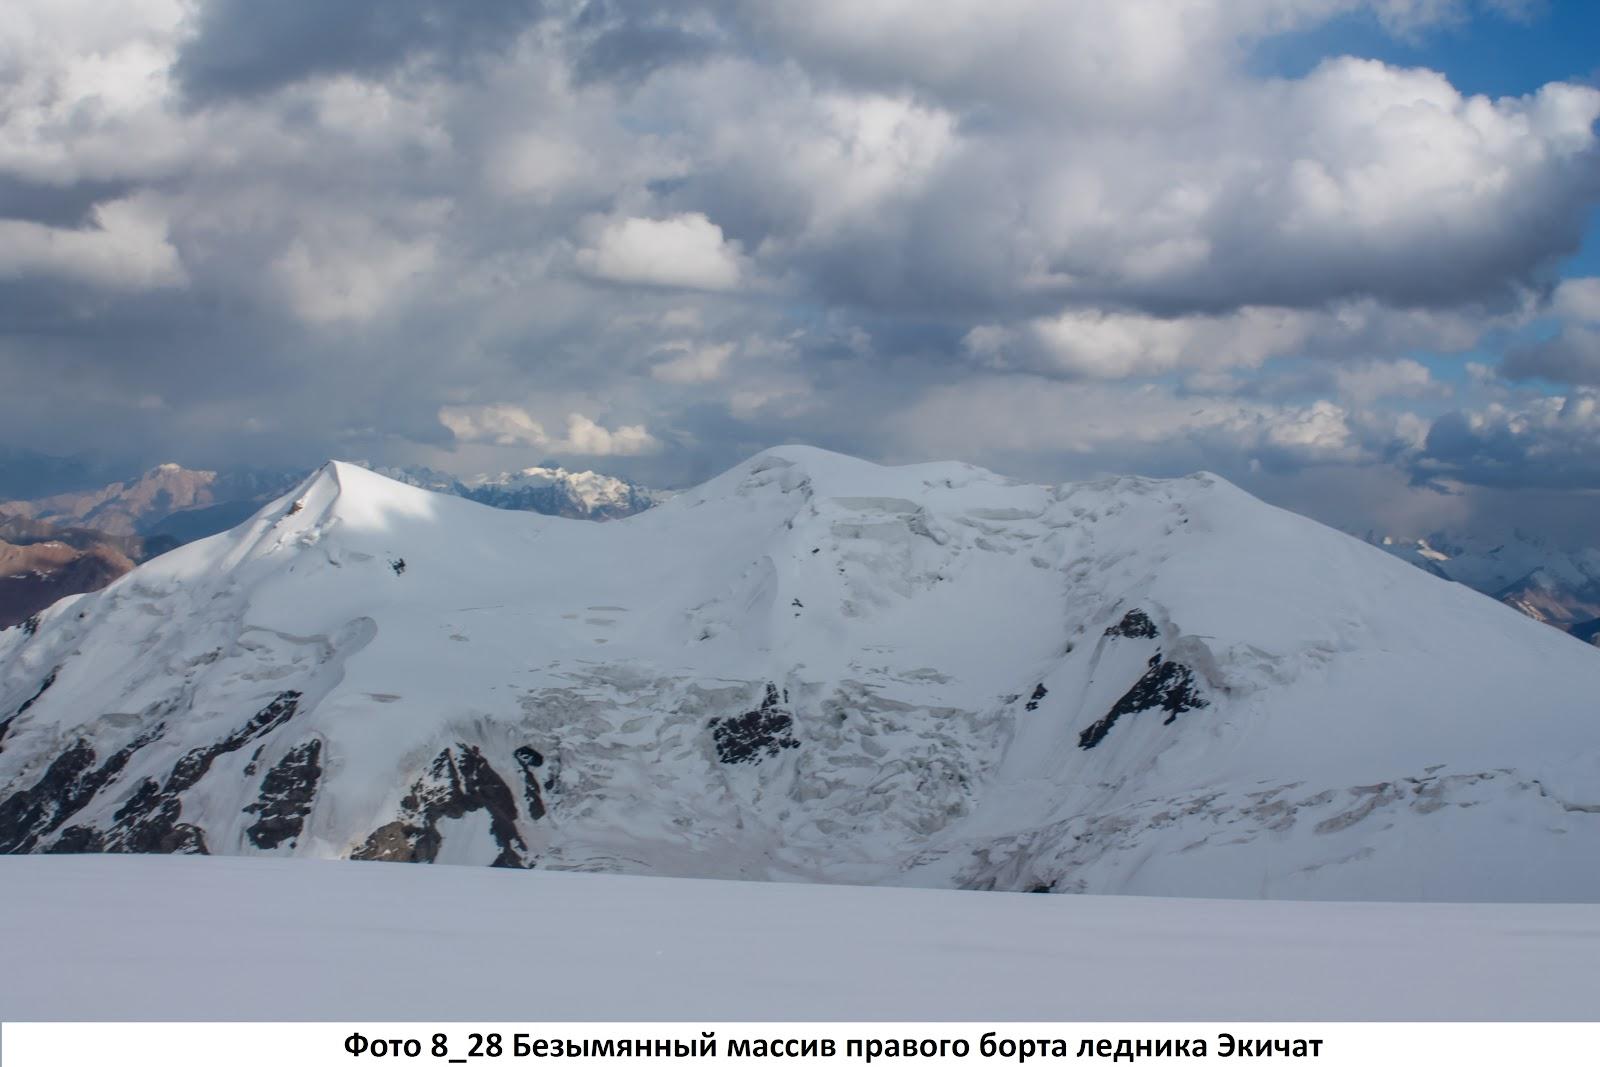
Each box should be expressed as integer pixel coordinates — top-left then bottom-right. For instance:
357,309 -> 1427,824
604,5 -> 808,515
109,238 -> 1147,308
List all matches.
1078,654 -> 1207,750
353,744 -> 528,868
1105,609 -> 1159,640
1,723 -> 165,853
0,690 -> 302,855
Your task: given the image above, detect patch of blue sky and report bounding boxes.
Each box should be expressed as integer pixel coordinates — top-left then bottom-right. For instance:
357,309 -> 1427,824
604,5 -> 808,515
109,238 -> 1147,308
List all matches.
1250,3 -> 1599,99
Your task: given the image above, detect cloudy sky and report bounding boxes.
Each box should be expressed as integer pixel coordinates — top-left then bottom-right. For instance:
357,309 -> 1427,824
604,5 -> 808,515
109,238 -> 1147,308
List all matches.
3,1 -> 1599,542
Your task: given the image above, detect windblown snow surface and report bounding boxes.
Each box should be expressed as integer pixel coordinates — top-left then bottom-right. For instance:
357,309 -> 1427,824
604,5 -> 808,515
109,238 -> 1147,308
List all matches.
4,855 -> 1597,1020
1,446 -> 1597,900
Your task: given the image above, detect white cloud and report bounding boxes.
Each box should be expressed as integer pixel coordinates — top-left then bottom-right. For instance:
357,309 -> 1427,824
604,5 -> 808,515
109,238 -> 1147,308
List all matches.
651,341 -> 735,384
1553,278 -> 1600,324
0,194 -> 187,289
738,1 -> 1502,117
0,0 -> 188,184
558,413 -> 660,456
1332,359 -> 1441,405
487,132 -> 593,202
438,405 -> 660,455
964,308 -> 1311,378
964,302 -> 1495,380
576,213 -> 743,291
2,0 -> 1596,538
892,375 -> 1403,469
786,93 -> 957,240
727,378 -> 816,421
1261,399 -> 1359,459
273,224 -> 438,326
438,403 -> 549,447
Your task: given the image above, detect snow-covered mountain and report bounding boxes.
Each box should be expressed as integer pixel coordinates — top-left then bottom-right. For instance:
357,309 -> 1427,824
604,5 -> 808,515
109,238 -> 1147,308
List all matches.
2,447 -> 1596,900
0,461 -> 660,633
370,463 -> 664,520
1369,530 -> 1600,641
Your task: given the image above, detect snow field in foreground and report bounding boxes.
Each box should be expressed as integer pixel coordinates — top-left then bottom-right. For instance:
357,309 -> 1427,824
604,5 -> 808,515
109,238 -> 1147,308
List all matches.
2,855 -> 1597,1021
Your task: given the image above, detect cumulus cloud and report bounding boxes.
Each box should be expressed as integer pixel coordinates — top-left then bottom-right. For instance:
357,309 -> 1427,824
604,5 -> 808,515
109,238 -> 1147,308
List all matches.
733,1 -> 1494,118
0,0 -> 1597,548
1501,279 -> 1600,385
964,308 -> 1314,379
651,341 -> 735,383
0,195 -> 186,289
927,59 -> 1597,316
437,403 -> 547,447
1332,359 -> 1442,406
273,226 -> 438,326
438,405 -> 659,456
891,376 -> 1404,472
1552,278 -> 1600,323
486,133 -> 594,203
0,2 -> 190,187
559,413 -> 660,456
1502,328 -> 1600,385
576,214 -> 743,291
1412,390 -> 1600,489
963,303 -> 1495,380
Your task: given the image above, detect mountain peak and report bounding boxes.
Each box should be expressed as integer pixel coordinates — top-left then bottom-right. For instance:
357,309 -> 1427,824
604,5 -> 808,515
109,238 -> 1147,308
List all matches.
276,460 -> 456,533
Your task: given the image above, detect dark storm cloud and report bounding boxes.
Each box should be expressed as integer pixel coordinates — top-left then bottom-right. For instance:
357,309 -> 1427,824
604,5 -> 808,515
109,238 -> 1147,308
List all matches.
569,3 -> 724,88
0,175 -> 138,228
1410,394 -> 1600,490
173,0 -> 545,102
1502,327 -> 1600,385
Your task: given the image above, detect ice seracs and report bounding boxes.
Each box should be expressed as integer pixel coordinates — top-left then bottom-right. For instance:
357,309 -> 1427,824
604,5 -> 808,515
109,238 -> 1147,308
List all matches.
2,448 -> 1597,901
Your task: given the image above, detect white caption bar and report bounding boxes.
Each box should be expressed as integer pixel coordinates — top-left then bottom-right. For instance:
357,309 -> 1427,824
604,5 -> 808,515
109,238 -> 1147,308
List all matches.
4,1022 -> 1596,1067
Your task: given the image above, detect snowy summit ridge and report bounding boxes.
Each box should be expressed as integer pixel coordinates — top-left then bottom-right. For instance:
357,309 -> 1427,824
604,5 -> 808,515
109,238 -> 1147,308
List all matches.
1,447 -> 1597,900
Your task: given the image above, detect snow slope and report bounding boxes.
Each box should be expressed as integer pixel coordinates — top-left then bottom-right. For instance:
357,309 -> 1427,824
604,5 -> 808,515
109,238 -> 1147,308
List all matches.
1,447 -> 1597,900
3,855 -> 1597,1020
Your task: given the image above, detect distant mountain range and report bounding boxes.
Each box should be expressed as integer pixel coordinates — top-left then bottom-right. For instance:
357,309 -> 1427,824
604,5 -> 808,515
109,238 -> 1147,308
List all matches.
1366,530 -> 1600,645
0,464 -> 299,539
0,459 -> 663,629
0,514 -> 153,632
